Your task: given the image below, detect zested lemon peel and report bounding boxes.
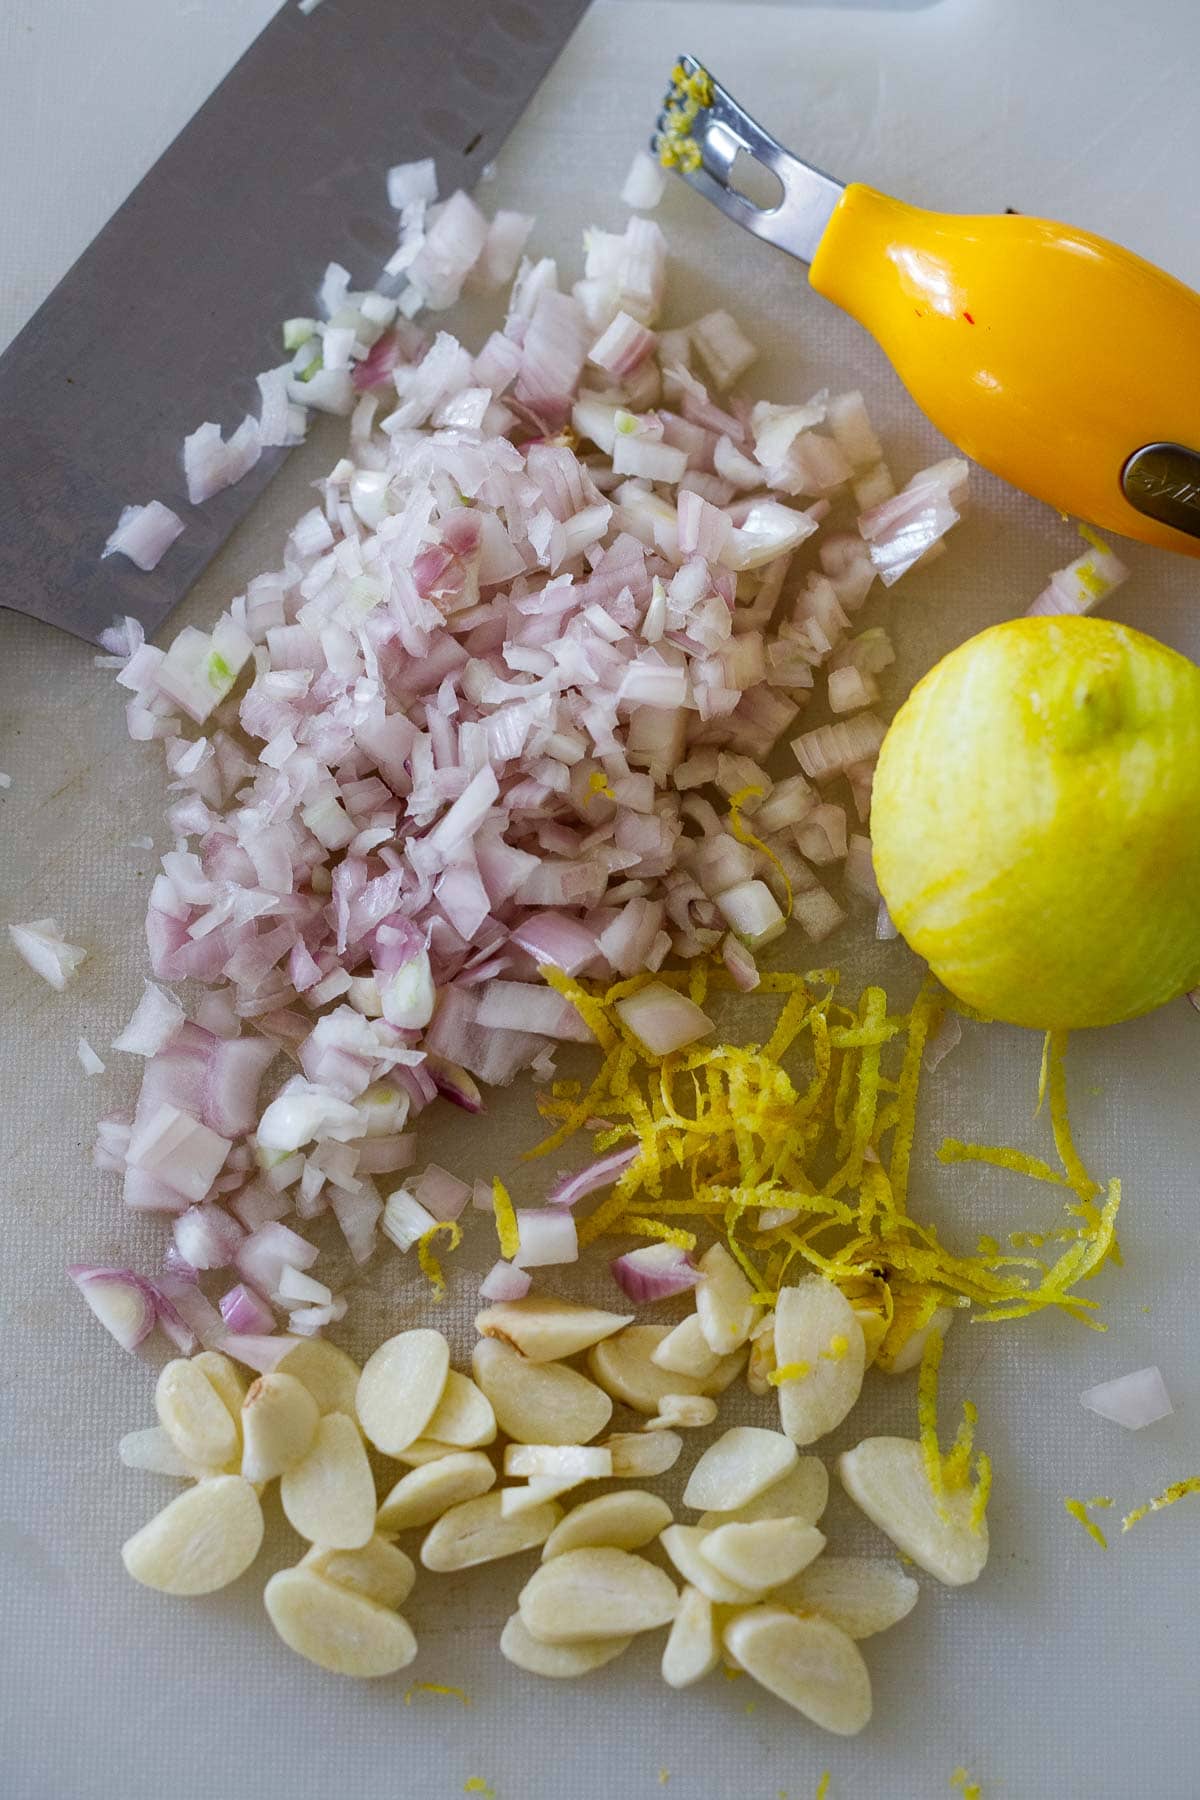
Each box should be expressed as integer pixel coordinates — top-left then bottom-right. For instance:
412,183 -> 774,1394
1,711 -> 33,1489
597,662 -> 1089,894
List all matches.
527,967 -> 1122,1346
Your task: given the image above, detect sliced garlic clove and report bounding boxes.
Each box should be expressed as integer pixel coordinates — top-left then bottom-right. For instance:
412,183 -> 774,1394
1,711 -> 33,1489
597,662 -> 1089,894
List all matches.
588,1324 -> 742,1416
504,1444 -> 613,1482
240,1372 -> 320,1483
500,1611 -> 633,1679
472,1339 -> 612,1445
697,1457 -> 828,1529
770,1555 -> 919,1638
658,1524 -> 759,1605
723,1606 -> 872,1736
747,1318 -> 778,1396
376,1451 -> 496,1533
280,1412 -> 376,1550
190,1350 -> 248,1422
661,1583 -> 720,1689
837,1436 -> 988,1586
155,1358 -> 240,1472
603,1430 -> 683,1479
302,1535 -> 416,1610
773,1277 -> 866,1447
649,1313 -> 724,1380
518,1547 -> 678,1644
647,1394 -> 718,1431
423,1369 -> 496,1448
543,1490 -> 673,1560
420,1491 -> 562,1571
475,1297 -> 633,1362
277,1338 -> 362,1417
118,1425 -> 205,1479
121,1475 -> 263,1595
695,1244 -> 758,1355
699,1518 -> 825,1595
394,1438 -> 460,1467
356,1329 -> 451,1457
878,1305 -> 956,1375
264,1567 -> 417,1677
682,1426 -> 798,1512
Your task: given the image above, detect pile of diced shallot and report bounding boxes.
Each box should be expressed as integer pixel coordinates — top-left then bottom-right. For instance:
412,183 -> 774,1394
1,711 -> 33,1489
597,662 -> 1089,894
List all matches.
73,156 -> 970,1360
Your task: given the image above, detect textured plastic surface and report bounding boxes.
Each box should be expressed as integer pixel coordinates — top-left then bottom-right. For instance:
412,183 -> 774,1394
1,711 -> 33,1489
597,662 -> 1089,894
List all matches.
3,3 -> 1200,1797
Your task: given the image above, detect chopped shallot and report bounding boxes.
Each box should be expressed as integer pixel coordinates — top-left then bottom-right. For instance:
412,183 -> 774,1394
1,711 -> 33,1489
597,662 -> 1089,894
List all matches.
9,918 -> 88,991
1079,1366 -> 1173,1430
611,1243 -> 701,1303
75,152 -> 968,1341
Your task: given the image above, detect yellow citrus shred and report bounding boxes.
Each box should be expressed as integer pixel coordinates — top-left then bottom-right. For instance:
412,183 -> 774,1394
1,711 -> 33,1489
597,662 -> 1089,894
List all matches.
918,1329 -> 990,1527
588,769 -> 616,802
951,1769 -> 982,1799
463,1783 -> 493,1797
623,1214 -> 696,1249
658,1772 -> 670,1788
491,1177 -> 520,1261
1121,1476 -> 1200,1533
728,786 -> 792,916
416,1221 -> 461,1299
816,1776 -> 831,1800
1064,1496 -> 1109,1548
405,1681 -> 470,1705
520,967 -> 1121,1357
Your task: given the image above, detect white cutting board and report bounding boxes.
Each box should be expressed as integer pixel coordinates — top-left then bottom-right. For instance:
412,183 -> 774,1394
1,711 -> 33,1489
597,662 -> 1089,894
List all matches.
3,4 -> 1200,1797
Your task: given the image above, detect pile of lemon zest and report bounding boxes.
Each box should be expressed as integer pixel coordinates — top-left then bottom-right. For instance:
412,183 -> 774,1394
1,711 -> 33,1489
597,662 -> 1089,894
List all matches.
727,785 -> 793,916
522,967 -> 1119,1356
1064,1496 -> 1109,1548
416,1220 -> 461,1299
491,1178 -> 520,1260
1121,1475 -> 1200,1533
405,1681 -> 469,1705
623,1215 -> 696,1249
768,1360 -> 812,1386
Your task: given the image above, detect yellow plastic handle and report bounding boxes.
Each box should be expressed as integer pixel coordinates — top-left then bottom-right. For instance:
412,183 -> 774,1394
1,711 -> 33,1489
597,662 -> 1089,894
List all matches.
809,183 -> 1200,557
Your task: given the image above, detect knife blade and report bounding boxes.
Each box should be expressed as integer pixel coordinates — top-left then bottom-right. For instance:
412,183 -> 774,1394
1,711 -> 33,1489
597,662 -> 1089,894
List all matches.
0,0 -> 589,645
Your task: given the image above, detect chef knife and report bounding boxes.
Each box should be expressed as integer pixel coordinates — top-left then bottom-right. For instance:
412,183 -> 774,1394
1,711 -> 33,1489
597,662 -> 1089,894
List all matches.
0,0 -> 589,645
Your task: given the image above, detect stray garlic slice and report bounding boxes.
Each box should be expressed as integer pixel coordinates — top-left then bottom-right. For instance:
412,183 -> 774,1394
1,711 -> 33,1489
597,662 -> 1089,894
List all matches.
723,1606 -> 872,1736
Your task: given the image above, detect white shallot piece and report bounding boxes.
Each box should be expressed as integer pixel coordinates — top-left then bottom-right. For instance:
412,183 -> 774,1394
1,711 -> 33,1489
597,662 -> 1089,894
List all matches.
1079,1366 -> 1173,1430
103,501 -> 184,571
75,157 -> 967,1345
9,917 -> 88,990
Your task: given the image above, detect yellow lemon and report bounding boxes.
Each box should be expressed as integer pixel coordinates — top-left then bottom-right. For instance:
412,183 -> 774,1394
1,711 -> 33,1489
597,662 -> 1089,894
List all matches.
870,616 -> 1200,1029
